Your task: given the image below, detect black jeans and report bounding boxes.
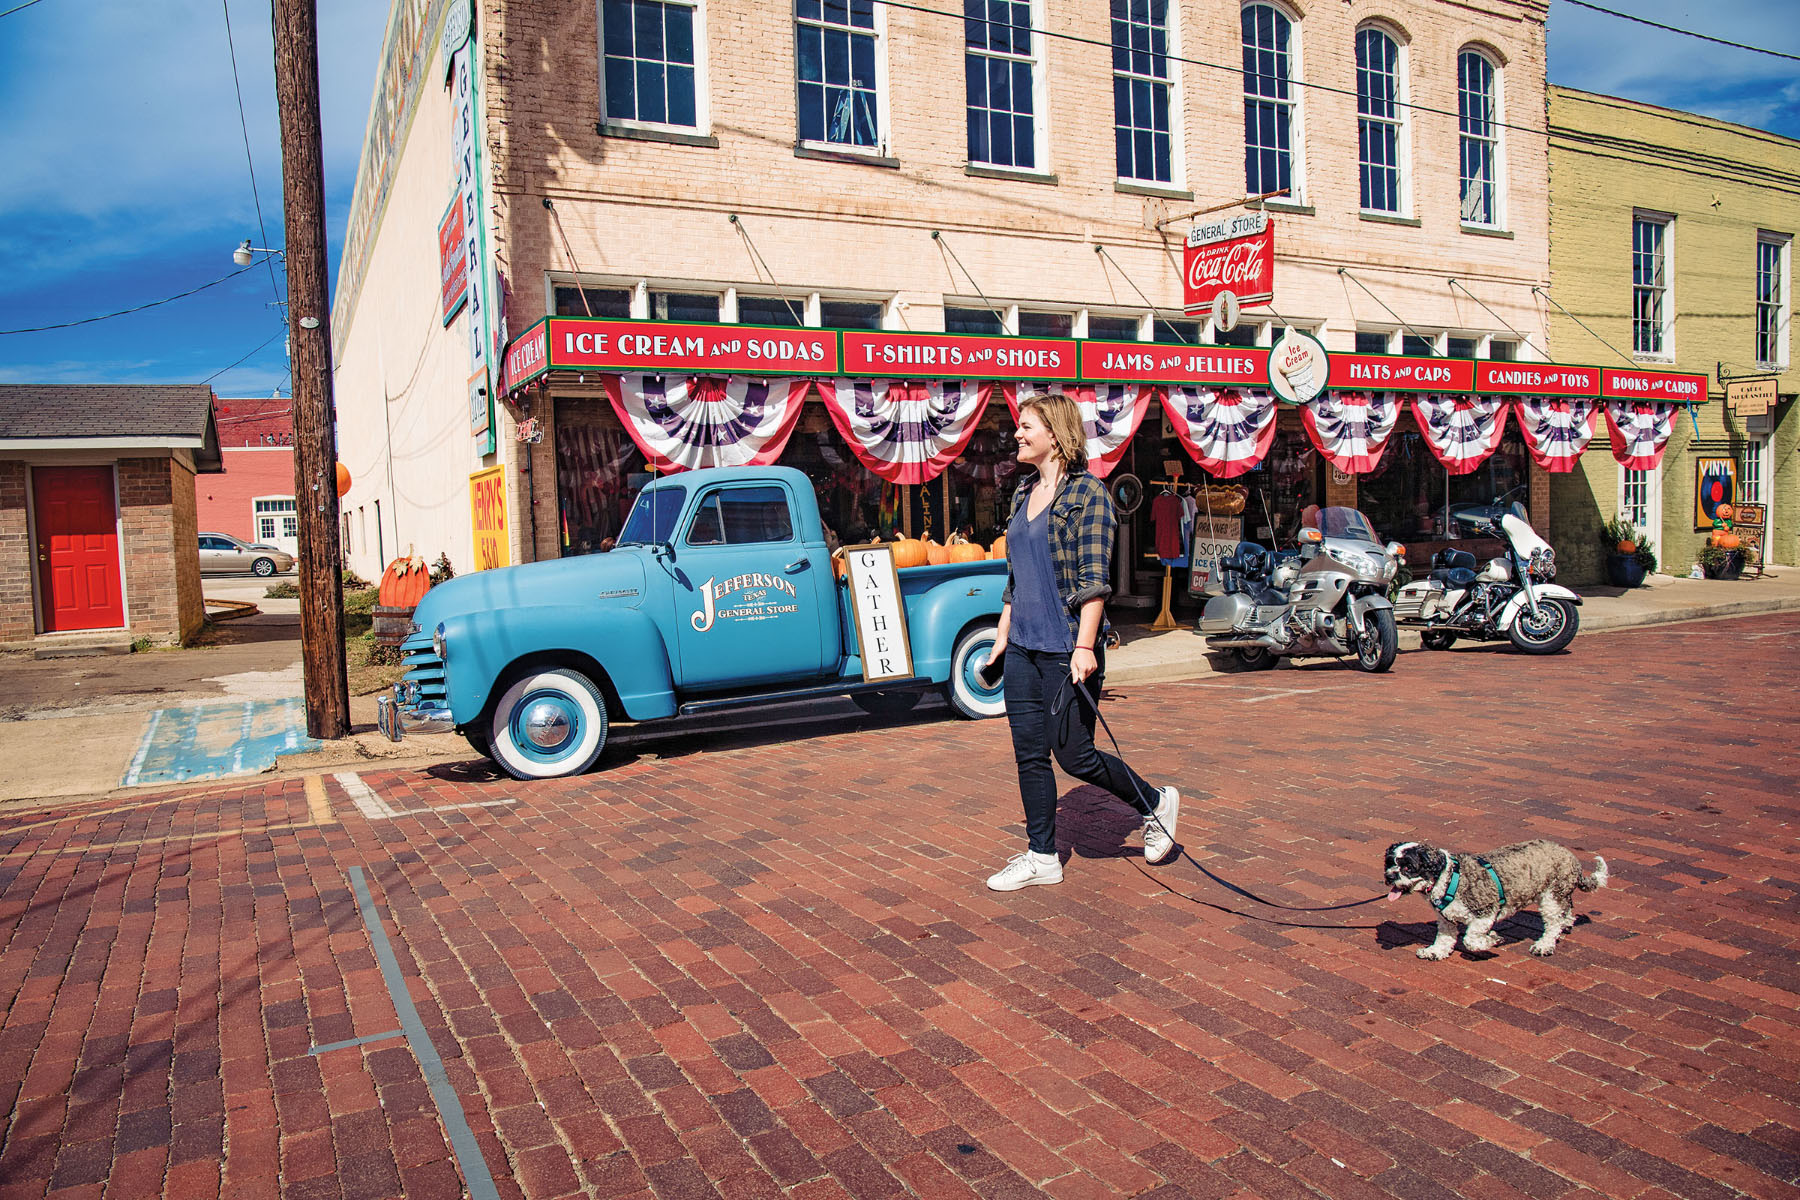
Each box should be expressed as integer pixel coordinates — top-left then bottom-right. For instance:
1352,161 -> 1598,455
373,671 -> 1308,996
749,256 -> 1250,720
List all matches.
1003,644 -> 1157,856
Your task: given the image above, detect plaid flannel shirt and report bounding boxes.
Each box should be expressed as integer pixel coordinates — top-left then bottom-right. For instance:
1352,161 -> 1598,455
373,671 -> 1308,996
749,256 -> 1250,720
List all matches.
1001,469 -> 1116,644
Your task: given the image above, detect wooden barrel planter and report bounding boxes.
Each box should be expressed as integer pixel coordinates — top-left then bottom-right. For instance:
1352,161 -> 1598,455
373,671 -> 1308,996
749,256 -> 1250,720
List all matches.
373,551 -> 432,653
372,605 -> 417,651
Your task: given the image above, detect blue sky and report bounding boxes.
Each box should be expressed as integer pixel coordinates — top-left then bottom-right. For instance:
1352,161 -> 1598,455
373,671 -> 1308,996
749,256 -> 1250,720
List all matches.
0,0 -> 1794,399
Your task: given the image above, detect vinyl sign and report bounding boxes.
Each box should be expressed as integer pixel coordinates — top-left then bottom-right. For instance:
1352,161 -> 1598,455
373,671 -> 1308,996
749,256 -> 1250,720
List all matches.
438,195 -> 467,324
1333,353 -> 1475,393
1080,341 -> 1268,386
1184,212 -> 1274,313
552,320 -> 839,374
1601,368 -> 1707,402
841,331 -> 1077,381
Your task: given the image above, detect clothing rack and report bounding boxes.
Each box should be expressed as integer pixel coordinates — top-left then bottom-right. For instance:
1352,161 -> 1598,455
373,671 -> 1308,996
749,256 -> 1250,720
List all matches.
1144,480 -> 1199,631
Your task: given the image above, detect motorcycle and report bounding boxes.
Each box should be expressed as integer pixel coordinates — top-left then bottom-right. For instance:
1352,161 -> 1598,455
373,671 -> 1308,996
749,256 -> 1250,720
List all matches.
1391,492 -> 1581,655
1199,507 -> 1405,673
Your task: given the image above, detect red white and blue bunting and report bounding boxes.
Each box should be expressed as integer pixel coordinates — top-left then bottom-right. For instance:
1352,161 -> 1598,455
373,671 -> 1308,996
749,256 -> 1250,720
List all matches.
1299,390 -> 1399,474
1514,398 -> 1598,473
1411,395 -> 1510,475
1604,401 -> 1677,471
602,374 -> 813,473
818,379 -> 994,484
1007,383 -> 1155,479
1159,387 -> 1279,479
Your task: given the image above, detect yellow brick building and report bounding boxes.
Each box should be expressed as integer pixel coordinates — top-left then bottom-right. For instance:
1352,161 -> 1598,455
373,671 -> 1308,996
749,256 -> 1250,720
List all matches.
1546,87 -> 1797,583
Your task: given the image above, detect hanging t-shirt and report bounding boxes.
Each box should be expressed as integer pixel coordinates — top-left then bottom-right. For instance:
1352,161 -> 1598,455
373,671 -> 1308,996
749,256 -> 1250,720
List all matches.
1151,490 -> 1185,563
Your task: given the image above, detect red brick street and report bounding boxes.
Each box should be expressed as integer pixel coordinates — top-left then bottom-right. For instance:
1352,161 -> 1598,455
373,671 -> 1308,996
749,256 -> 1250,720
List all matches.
3,615 -> 1798,1200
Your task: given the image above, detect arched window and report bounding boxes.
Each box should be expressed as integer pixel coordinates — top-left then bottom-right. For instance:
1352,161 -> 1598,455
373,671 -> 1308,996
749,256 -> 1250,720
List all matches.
1458,48 -> 1502,227
1241,3 -> 1299,197
1355,27 -> 1403,213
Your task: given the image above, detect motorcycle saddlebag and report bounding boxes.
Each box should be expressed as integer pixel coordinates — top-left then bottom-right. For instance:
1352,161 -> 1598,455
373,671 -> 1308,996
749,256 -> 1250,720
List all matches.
1199,592 -> 1254,635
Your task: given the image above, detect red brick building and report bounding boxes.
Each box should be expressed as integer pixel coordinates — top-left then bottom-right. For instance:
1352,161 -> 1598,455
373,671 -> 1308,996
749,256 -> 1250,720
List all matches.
0,385 -> 222,646
197,396 -> 298,553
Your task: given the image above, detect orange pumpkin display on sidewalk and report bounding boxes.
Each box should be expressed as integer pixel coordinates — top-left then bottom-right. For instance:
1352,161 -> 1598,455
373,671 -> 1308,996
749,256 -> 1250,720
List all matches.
378,550 -> 432,608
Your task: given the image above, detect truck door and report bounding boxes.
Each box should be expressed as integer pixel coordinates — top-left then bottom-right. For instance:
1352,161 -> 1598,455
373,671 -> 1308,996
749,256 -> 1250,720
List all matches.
671,482 -> 830,689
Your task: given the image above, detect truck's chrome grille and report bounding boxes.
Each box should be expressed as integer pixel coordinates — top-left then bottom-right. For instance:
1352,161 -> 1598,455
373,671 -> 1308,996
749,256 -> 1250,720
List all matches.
400,645 -> 447,703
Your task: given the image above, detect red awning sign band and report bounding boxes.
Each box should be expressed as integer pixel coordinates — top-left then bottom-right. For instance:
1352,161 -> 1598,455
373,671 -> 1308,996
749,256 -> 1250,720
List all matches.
505,318 -> 1711,403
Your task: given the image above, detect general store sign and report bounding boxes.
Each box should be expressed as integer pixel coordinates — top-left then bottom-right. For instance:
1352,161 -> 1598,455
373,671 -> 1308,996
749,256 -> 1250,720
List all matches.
550,318 -> 840,375
437,195 -> 467,325
1601,367 -> 1707,402
1335,353 -> 1475,393
1184,212 -> 1274,313
841,331 -> 1077,381
1080,341 -> 1267,385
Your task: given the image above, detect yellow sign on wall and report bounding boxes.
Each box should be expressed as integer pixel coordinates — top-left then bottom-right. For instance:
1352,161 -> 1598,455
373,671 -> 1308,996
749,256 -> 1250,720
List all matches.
469,466 -> 510,571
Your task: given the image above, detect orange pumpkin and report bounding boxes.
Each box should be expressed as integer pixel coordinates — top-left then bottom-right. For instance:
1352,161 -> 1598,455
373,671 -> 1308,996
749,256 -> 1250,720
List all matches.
334,462 -> 351,497
1712,531 -> 1740,551
1616,539 -> 1637,555
378,550 -> 431,607
1715,503 -> 1735,522
831,549 -> 846,579
946,542 -> 986,564
890,538 -> 929,569
925,540 -> 949,565
989,534 -> 1008,560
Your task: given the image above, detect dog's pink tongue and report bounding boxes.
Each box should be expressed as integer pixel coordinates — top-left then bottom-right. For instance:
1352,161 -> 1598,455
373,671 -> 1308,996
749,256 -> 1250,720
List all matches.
1387,889 -> 1403,902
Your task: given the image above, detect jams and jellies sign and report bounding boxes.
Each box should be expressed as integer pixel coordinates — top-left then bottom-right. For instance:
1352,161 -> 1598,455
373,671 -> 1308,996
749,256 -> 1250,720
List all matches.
551,319 -> 839,375
1184,212 -> 1274,313
1081,341 -> 1268,386
842,331 -> 1077,381
468,466 -> 509,571
438,195 -> 467,325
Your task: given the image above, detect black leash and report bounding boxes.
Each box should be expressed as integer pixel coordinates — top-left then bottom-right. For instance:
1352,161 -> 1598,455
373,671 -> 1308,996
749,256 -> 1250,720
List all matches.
1054,674 -> 1390,916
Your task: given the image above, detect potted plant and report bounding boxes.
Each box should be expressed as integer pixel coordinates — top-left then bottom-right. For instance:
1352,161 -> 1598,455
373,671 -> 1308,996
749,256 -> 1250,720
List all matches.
1700,541 -> 1745,580
1600,516 -> 1652,588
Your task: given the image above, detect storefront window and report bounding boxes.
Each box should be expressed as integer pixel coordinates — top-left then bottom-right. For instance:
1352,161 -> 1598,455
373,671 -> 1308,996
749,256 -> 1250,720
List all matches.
1087,313 -> 1142,340
819,299 -> 884,329
652,291 -> 719,322
554,286 -> 633,317
736,294 -> 805,326
1447,336 -> 1478,358
1017,310 -> 1073,337
1356,414 -> 1528,544
1356,330 -> 1391,354
945,306 -> 1006,335
1401,333 -> 1436,356
1212,323 -> 1259,347
556,399 -> 649,555
1152,317 -> 1201,344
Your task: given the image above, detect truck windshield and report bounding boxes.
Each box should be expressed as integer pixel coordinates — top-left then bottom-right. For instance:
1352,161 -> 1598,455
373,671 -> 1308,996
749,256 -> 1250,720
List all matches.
616,485 -> 686,546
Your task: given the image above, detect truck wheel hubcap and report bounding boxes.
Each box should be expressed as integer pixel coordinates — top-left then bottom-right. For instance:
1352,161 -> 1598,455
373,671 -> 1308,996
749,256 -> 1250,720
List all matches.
521,697 -> 574,750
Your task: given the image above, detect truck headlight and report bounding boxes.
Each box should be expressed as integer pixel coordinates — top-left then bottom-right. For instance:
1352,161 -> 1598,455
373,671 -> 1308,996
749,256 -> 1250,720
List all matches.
433,622 -> 448,660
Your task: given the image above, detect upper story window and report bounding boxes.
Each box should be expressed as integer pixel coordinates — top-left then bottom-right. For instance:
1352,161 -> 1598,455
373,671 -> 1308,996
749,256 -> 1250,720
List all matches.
1633,214 -> 1672,357
554,286 -> 633,317
1355,27 -> 1404,214
1458,49 -> 1501,227
1242,3 -> 1299,199
601,0 -> 700,128
1111,0 -> 1174,184
966,1 -> 1043,171
1757,233 -> 1790,367
796,0 -> 882,151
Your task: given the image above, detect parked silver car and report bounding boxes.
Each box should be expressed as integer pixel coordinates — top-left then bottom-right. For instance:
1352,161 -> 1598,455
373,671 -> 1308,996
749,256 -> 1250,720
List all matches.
198,532 -> 294,577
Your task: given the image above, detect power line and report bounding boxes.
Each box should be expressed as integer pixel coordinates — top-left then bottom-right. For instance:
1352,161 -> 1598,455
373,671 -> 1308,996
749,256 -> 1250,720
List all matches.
221,0 -> 284,309
0,0 -> 52,18
1560,0 -> 1800,63
0,263 -> 259,335
203,328 -> 287,384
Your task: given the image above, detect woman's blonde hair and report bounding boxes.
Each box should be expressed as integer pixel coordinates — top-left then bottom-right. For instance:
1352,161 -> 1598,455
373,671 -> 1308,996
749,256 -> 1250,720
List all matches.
1019,392 -> 1088,474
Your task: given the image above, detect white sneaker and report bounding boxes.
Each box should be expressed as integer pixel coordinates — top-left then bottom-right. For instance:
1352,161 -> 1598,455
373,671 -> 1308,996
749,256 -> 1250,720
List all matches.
986,850 -> 1063,891
1143,787 -> 1180,865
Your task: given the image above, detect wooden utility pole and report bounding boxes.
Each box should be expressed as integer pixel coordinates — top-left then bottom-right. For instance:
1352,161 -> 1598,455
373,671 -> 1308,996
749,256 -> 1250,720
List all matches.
272,0 -> 349,738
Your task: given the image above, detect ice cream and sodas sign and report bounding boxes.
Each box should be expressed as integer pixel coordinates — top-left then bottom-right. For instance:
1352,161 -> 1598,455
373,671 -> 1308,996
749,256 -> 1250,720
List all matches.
1184,212 -> 1274,313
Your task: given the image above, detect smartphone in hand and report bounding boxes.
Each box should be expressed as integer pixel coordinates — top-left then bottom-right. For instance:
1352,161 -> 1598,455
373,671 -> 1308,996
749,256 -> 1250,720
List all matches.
976,649 -> 1004,689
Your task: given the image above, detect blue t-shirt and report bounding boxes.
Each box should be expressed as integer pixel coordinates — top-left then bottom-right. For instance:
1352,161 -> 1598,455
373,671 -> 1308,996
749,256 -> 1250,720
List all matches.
1007,502 -> 1073,653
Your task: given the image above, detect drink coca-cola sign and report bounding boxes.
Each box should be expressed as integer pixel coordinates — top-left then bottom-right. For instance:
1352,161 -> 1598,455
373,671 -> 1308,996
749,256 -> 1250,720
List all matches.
1184,212 -> 1274,313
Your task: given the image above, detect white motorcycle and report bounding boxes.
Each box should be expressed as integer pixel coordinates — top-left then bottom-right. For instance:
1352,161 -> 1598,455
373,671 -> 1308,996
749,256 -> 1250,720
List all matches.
1392,493 -> 1581,655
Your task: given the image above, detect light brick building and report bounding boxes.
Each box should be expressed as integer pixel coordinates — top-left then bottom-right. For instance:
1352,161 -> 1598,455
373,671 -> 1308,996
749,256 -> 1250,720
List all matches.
1546,87 -> 1797,582
0,386 -> 221,647
335,0 -> 1576,588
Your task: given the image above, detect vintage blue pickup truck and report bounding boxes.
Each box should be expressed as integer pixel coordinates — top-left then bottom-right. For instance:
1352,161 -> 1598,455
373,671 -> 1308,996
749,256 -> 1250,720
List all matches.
378,466 -> 1009,778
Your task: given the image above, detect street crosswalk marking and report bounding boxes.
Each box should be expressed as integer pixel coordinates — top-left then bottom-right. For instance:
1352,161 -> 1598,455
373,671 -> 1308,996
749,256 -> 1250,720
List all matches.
331,771 -> 516,820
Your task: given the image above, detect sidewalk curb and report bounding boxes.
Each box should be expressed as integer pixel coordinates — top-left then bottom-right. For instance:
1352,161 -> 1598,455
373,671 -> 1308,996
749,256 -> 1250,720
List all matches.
1584,596 -> 1800,633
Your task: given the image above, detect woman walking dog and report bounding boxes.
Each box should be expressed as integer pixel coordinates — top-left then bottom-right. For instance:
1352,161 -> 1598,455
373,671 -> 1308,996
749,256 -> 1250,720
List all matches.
983,393 -> 1182,891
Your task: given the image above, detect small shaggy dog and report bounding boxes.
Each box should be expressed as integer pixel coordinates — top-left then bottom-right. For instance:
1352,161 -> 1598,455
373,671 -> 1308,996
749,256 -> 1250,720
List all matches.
1384,839 -> 1608,959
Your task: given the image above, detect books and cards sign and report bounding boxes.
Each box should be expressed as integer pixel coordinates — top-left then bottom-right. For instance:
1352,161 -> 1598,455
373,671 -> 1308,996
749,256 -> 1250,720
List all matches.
1184,212 -> 1274,313
843,545 -> 915,682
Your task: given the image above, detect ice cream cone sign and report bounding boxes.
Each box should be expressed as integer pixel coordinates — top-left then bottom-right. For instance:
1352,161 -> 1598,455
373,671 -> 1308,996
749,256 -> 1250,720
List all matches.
1268,328 -> 1330,405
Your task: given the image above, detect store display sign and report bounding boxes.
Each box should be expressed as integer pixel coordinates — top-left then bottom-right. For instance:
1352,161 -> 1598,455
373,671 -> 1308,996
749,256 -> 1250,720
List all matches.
1475,361 -> 1599,397
500,319 -> 549,393
1602,367 -> 1707,402
1333,353 -> 1474,393
842,331 -> 1077,381
842,544 -> 915,682
438,196 -> 467,325
468,465 -> 509,571
1735,503 -> 1767,575
1726,377 -> 1776,416
469,370 -> 494,457
1187,515 -> 1245,596
551,319 -> 840,375
1080,341 -> 1268,386
1184,212 -> 1274,313
1267,329 -> 1330,404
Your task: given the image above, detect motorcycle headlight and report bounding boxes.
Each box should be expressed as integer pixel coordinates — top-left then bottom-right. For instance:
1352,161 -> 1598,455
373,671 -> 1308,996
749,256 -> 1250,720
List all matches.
432,622 -> 448,660
1528,548 -> 1556,581
1325,545 -> 1382,578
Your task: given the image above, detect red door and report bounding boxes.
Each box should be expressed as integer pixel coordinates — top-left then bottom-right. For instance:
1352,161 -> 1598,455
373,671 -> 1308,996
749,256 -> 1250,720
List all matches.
33,466 -> 125,632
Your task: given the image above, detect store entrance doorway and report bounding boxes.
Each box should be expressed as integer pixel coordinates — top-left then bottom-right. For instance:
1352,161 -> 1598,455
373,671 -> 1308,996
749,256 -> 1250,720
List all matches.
32,465 -> 126,632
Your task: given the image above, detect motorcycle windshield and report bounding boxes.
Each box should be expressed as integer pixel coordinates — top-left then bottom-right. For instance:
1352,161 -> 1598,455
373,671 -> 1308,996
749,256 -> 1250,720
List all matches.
1315,507 -> 1380,545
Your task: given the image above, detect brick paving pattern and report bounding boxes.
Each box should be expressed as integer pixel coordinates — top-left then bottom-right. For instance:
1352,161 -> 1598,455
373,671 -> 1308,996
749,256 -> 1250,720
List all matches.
2,613 -> 1798,1199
